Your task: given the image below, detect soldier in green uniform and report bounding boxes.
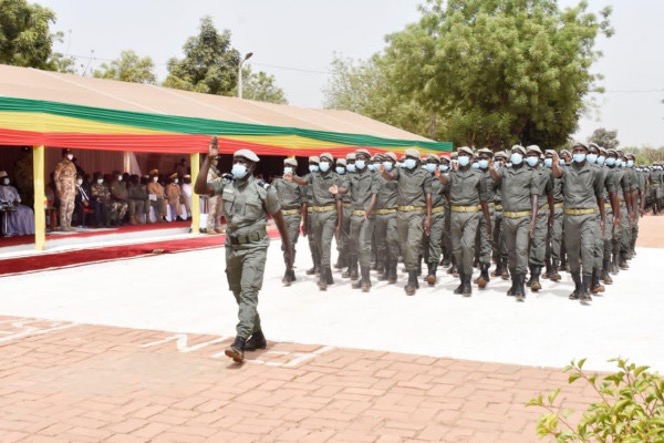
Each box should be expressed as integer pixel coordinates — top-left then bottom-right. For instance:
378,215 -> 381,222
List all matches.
422,154 -> 447,286
272,157 -> 303,286
623,153 -> 641,260
525,145 -> 553,292
435,146 -> 489,297
109,171 -> 129,226
194,137 -> 292,363
90,172 -> 111,228
380,148 -> 432,296
489,151 -> 509,280
649,162 -> 663,214
607,150 -> 635,273
551,143 -> 606,303
333,156 -> 348,270
332,149 -> 380,291
488,145 -> 539,301
127,174 -> 149,224
302,156 -> 320,276
632,161 -> 648,256
475,148 -> 497,288
285,153 -> 343,291
374,152 -> 400,284
542,149 -> 564,282
339,153 -> 355,279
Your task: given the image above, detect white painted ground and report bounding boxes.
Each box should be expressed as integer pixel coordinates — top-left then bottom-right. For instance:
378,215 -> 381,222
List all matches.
1,237 -> 662,372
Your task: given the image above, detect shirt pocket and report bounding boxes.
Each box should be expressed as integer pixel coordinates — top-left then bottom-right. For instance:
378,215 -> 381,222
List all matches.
222,190 -> 235,216
244,195 -> 264,219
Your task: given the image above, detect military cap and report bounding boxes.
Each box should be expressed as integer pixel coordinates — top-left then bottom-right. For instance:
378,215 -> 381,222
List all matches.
372,153 -> 384,162
571,141 -> 588,151
336,158 -> 347,167
457,146 -> 474,157
607,149 -> 618,157
234,149 -> 260,162
355,148 -> 371,159
626,153 -> 635,160
526,145 -> 543,156
510,145 -> 526,155
62,148 -> 72,154
598,146 -> 608,155
494,150 -> 508,160
560,149 -> 571,157
439,155 -> 451,163
169,172 -> 178,179
383,152 -> 397,162
451,152 -> 458,159
308,155 -> 320,164
183,174 -> 191,179
284,157 -> 298,167
544,149 -> 557,156
0,170 -> 8,178
149,169 -> 159,176
320,152 -> 334,162
404,148 -> 420,159
477,148 -> 494,157
588,142 -> 600,150
425,153 -> 440,163
346,152 -> 356,161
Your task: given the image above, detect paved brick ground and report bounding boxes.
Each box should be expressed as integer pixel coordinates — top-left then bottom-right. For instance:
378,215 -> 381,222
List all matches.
0,316 -> 601,442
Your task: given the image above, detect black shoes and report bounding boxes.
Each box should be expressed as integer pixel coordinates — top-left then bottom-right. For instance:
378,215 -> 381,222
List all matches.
244,330 -> 267,352
224,336 -> 246,363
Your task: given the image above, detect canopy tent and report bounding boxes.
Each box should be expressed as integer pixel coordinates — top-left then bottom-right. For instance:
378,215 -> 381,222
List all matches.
0,64 -> 451,156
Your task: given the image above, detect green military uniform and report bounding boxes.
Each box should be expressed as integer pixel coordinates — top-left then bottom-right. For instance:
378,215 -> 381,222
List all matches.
526,149 -> 553,290
632,166 -> 647,254
127,177 -> 150,224
607,159 -> 634,271
210,174 -> 280,341
544,159 -> 564,280
374,166 -> 399,283
493,157 -> 538,298
53,152 -> 77,231
623,160 -> 640,258
476,153 -> 498,285
425,166 -> 447,284
90,180 -> 111,227
109,177 -> 129,225
272,172 -> 302,283
650,164 -> 663,213
302,183 -> 320,274
338,172 -> 354,278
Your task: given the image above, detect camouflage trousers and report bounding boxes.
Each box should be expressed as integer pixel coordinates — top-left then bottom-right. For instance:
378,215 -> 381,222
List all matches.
110,201 -> 128,223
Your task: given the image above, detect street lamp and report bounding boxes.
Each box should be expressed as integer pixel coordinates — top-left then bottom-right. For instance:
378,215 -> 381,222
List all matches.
238,52 -> 253,99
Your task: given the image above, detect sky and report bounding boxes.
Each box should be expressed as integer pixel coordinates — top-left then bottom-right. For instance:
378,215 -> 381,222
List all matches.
35,0 -> 664,147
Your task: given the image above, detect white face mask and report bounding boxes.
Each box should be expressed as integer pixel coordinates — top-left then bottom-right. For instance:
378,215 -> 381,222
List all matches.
2,178 -> 9,185
97,179 -> 103,184
77,179 -> 83,185
174,178 -> 179,184
67,154 -> 74,161
117,176 -> 123,181
152,176 -> 158,182
283,166 -> 293,175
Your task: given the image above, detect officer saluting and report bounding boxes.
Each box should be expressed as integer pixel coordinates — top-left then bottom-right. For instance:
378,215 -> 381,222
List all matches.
194,137 -> 293,363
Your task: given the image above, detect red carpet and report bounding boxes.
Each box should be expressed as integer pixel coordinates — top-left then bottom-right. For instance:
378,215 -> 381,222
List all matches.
0,227 -> 281,277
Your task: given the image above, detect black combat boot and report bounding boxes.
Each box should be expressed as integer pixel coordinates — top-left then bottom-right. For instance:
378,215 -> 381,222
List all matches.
590,268 -> 604,294
580,275 -> 593,303
317,270 -> 328,291
416,255 -> 423,276
325,266 -> 334,285
360,266 -> 372,292
619,252 -> 629,270
426,262 -> 438,286
515,273 -> 526,302
282,269 -> 292,286
405,271 -> 418,296
349,256 -> 359,280
507,272 -> 517,296
224,336 -> 246,363
387,261 -> 398,284
550,260 -> 561,282
306,250 -> 320,275
542,260 -> 552,280
601,259 -> 613,285
491,257 -> 502,277
462,273 -> 472,297
569,272 -> 582,300
289,269 -> 296,282
334,254 -> 345,269
244,330 -> 267,351
611,249 -> 620,275
530,266 -> 542,292
453,273 -> 465,295
477,263 -> 490,289
501,259 -> 511,280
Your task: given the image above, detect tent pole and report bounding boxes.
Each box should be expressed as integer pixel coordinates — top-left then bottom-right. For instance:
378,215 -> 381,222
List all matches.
32,145 -> 46,250
190,152 -> 200,234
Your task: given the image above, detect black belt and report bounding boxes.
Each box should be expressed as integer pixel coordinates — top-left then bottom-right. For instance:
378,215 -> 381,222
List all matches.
228,228 -> 267,245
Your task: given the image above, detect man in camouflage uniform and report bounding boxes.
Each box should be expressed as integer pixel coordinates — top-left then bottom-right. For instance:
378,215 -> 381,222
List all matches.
127,174 -> 149,224
109,171 -> 129,226
374,152 -> 400,284
90,172 -> 111,228
194,137 -> 292,364
53,148 -> 77,231
147,169 -> 167,223
13,147 -> 33,209
272,157 -> 303,286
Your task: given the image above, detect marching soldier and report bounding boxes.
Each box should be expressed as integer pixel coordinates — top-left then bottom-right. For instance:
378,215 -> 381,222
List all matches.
491,151 -> 510,280
423,154 -> 446,286
194,137 -> 292,364
53,148 -> 77,231
272,157 -> 303,286
475,148 -> 497,288
542,149 -> 564,282
374,152 -> 400,284
302,156 -> 320,276
206,161 -> 223,233
339,153 -> 355,278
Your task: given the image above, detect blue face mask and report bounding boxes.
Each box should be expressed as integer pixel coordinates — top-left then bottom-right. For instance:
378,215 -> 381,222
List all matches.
457,155 -> 470,167
283,166 -> 293,175
424,163 -> 437,173
478,159 -> 489,169
605,157 -> 616,166
597,155 -> 606,165
382,162 -> 393,172
368,163 -> 377,171
573,153 -> 586,163
309,164 -> 319,173
231,163 -> 248,179
403,158 -> 417,170
319,161 -> 330,172
526,156 -> 539,167
510,153 -> 523,165
346,164 -> 356,173
355,160 -> 366,170
335,166 -> 345,175
627,160 -> 634,168
616,159 -> 623,167
559,159 -> 565,166
471,162 -> 480,169
439,164 -> 450,172
586,153 -> 598,164
544,158 -> 553,168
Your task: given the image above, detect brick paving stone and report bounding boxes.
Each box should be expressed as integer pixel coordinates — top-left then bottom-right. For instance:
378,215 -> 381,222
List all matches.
0,316 -> 612,442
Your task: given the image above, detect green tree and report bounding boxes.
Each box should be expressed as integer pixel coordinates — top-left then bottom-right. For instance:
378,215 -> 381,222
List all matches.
588,127 -> 619,149
384,0 -> 613,148
93,50 -> 157,84
163,16 -> 240,95
0,0 -> 70,71
239,67 -> 288,104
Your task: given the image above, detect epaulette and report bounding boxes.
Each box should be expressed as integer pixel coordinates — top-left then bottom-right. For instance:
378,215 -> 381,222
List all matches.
258,179 -> 271,190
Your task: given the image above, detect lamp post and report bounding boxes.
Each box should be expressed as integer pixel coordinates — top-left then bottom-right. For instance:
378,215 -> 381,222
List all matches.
238,52 -> 253,99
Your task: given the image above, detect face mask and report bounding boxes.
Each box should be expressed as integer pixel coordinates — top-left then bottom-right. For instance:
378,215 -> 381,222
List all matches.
606,157 -> 616,166
152,176 -> 158,182
616,159 -> 623,167
382,162 -> 393,172
355,160 -> 366,170
526,156 -> 539,167
67,154 -> 74,161
626,160 -> 634,168
2,178 -> 9,185
309,164 -> 319,173
544,158 -> 553,168
319,161 -> 330,173
478,159 -> 489,169
457,155 -> 470,167
77,179 -> 83,185
586,153 -> 598,164
597,155 -> 606,165
403,158 -> 417,170
346,164 -> 356,173
471,162 -> 480,169
573,153 -> 586,163
493,161 -> 501,170
231,163 -> 248,179
424,163 -> 436,173
174,178 -> 179,184
118,176 -> 123,181
510,153 -> 523,165
335,166 -> 345,175
559,159 -> 566,166
283,166 -> 293,175
439,164 -> 450,172
368,164 -> 376,172
97,179 -> 103,184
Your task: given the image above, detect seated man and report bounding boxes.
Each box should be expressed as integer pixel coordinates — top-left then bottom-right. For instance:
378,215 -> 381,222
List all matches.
127,174 -> 150,224
0,170 -> 35,236
90,172 -> 111,228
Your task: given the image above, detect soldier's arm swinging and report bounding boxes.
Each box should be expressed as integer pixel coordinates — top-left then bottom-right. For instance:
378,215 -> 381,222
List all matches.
609,191 -> 620,230
481,200 -> 491,237
551,152 -> 563,178
597,196 -> 606,238
272,210 -> 293,269
335,198 -> 343,238
424,193 -> 432,236
366,194 -> 377,219
379,163 -> 395,181
547,192 -> 555,228
194,137 -> 218,197
529,195 -> 539,239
